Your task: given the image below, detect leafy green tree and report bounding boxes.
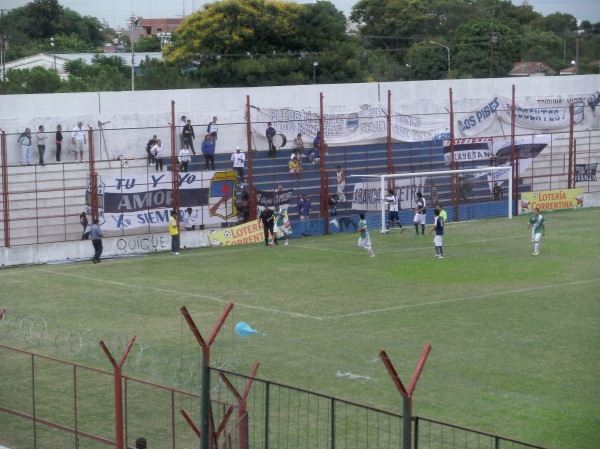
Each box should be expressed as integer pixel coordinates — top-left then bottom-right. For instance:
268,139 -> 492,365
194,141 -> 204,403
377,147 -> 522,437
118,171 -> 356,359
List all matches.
451,18 -> 521,78
163,0 -> 376,86
22,0 -> 63,39
136,57 -> 196,90
5,66 -> 62,94
135,36 -> 162,52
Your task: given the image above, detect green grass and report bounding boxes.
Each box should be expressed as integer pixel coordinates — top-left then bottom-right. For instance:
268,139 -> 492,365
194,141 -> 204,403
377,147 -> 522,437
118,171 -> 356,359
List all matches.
1,208 -> 599,449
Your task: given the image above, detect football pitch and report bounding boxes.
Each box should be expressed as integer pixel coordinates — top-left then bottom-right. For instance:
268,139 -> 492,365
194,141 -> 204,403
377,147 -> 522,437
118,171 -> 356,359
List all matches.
1,208 -> 598,449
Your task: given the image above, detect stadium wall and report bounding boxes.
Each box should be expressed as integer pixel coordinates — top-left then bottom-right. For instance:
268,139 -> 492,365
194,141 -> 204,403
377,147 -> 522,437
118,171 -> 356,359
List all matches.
0,75 -> 598,166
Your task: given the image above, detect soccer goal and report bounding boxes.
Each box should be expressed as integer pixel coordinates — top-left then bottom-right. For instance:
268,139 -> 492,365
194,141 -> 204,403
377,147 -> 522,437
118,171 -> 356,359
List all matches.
351,166 -> 513,234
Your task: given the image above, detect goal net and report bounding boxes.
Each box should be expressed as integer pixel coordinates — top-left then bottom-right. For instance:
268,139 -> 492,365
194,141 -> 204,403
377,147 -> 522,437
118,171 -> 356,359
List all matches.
350,166 -> 513,233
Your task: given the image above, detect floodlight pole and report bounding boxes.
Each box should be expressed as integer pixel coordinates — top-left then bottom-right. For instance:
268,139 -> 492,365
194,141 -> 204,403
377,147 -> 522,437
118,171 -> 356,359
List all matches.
181,303 -> 234,449
380,344 -> 432,449
100,336 -> 137,449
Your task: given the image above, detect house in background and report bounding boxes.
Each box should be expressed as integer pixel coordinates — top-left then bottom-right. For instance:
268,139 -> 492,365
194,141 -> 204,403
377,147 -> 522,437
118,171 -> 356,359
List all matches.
2,52 -> 163,80
508,61 -> 559,77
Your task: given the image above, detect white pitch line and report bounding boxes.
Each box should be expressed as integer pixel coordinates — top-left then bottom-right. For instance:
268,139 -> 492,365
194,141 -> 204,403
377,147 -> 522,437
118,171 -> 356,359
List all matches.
327,278 -> 598,319
37,269 -> 324,320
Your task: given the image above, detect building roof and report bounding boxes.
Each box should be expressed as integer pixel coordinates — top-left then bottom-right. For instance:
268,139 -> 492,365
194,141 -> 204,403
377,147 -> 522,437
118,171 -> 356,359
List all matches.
509,61 -> 559,77
2,52 -> 163,80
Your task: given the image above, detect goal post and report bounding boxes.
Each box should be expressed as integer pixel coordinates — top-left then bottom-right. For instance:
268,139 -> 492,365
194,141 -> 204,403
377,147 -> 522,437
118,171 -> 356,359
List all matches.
350,166 -> 513,234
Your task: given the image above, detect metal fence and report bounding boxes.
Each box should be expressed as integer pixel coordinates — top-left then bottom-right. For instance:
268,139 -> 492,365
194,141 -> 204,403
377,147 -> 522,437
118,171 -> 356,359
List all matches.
0,344 -> 551,449
1,123 -> 598,249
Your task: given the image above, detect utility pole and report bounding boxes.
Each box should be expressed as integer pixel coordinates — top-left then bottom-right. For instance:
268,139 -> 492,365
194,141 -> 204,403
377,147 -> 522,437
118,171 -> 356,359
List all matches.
1,9 -> 7,95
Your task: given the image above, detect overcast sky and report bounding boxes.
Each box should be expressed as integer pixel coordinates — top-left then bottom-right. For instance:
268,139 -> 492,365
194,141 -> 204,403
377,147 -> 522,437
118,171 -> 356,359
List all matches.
2,0 -> 599,30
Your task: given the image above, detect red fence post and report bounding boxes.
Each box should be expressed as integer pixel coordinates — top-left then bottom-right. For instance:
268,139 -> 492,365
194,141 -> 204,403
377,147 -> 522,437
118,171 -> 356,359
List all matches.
1,130 -> 10,247
100,336 -> 136,449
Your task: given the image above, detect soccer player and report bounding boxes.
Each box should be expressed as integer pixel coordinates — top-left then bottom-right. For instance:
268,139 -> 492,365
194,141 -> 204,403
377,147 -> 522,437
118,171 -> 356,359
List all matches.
273,204 -> 290,246
526,207 -> 546,256
428,208 -> 445,258
413,191 -> 427,236
357,213 -> 375,258
384,188 -> 404,233
437,203 -> 447,222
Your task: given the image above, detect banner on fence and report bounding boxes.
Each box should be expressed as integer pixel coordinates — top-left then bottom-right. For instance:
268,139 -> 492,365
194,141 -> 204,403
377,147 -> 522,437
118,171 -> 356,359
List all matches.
519,188 -> 584,214
255,187 -> 294,211
87,171 -> 238,230
575,163 -> 597,182
351,177 -> 426,212
251,105 -> 449,145
209,221 -> 264,246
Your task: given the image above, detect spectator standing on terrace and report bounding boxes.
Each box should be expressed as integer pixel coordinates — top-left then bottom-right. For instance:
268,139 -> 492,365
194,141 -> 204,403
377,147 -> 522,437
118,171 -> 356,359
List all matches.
240,187 -> 250,223
169,210 -> 180,255
36,125 -> 48,166
336,165 -> 347,202
266,122 -> 276,157
145,134 -> 157,167
71,121 -> 86,163
184,207 -> 196,231
89,218 -> 103,264
201,134 -> 216,170
179,143 -> 191,173
231,146 -> 246,183
297,194 -> 311,220
429,182 -> 438,206
183,119 -> 196,155
178,115 -> 186,147
207,116 -> 218,149
55,124 -> 63,162
150,139 -> 165,172
80,211 -> 89,240
18,127 -> 32,166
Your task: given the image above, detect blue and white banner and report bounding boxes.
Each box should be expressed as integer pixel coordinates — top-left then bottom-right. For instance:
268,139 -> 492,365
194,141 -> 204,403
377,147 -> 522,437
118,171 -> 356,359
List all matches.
87,171 -> 238,230
252,105 -> 449,144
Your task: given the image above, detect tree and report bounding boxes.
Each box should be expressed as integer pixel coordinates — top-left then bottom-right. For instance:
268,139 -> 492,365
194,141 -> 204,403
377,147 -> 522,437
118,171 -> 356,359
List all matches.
451,18 -> 520,78
22,0 -> 63,39
136,57 -> 196,90
5,66 -> 62,94
163,0 -> 376,87
135,36 -> 162,52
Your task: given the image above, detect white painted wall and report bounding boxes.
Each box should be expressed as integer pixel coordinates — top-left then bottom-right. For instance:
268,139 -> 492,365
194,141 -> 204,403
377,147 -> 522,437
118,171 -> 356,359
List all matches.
1,75 -> 598,166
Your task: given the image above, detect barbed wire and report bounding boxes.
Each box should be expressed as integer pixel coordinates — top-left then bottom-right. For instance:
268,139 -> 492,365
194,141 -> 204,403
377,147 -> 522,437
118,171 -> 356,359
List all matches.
0,307 -> 250,391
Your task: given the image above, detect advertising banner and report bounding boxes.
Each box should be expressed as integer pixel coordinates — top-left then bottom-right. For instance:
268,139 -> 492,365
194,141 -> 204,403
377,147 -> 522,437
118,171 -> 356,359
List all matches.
519,188 -> 584,214
87,170 -> 238,230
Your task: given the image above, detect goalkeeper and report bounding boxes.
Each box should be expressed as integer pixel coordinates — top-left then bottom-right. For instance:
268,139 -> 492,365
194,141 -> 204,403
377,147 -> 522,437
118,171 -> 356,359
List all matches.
384,189 -> 404,233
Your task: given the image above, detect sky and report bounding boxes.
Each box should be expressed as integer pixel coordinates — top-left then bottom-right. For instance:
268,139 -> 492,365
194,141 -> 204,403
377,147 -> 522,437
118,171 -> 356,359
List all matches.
2,0 -> 599,30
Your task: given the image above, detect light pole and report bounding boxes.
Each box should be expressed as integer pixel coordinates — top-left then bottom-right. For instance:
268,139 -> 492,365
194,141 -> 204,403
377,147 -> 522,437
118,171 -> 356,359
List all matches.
429,40 -> 450,79
406,63 -> 411,81
313,61 -> 318,84
128,14 -> 140,91
489,33 -> 497,78
50,37 -> 56,71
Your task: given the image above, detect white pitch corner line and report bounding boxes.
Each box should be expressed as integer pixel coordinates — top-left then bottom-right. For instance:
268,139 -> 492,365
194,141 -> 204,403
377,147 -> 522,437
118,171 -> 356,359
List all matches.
37,269 -> 324,320
327,279 -> 598,320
